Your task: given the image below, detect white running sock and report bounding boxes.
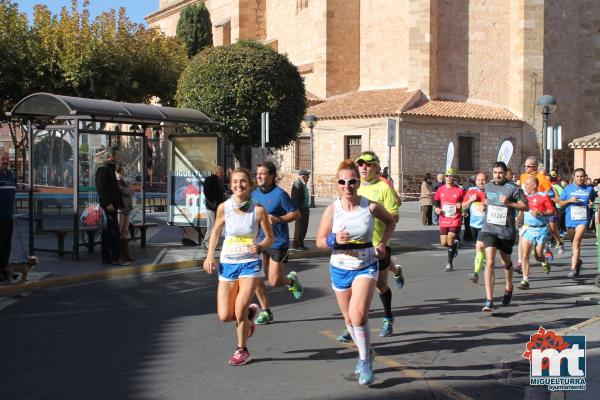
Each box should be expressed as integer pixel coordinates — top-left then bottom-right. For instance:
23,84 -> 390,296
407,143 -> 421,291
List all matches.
353,323 -> 371,360
523,275 -> 529,281
346,324 -> 356,342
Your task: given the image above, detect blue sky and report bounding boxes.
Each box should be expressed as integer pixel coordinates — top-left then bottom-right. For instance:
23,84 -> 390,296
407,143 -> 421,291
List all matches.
15,0 -> 158,26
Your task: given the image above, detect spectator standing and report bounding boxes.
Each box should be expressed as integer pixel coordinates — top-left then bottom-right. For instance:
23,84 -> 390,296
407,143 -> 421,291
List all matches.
0,151 -> 16,281
291,169 -> 311,250
116,165 -> 135,262
432,173 -> 444,225
203,166 -> 226,249
419,173 -> 433,225
96,147 -> 128,266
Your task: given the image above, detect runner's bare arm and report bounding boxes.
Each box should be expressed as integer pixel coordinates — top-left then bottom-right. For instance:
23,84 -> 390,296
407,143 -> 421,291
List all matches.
203,203 -> 226,274
316,204 -> 334,249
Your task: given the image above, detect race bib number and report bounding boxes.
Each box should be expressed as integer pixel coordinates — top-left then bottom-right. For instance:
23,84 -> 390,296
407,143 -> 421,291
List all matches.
471,203 -> 485,217
487,205 -> 508,225
331,248 -> 374,270
222,236 -> 254,256
570,206 -> 587,221
443,204 -> 457,218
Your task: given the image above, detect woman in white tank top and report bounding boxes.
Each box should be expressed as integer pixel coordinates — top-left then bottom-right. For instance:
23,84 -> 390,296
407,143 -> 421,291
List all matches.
203,168 -> 274,366
316,160 -> 396,386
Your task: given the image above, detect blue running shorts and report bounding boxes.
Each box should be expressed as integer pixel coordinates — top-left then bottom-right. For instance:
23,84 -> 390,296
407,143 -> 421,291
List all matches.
522,226 -> 550,246
219,259 -> 264,281
330,263 -> 379,292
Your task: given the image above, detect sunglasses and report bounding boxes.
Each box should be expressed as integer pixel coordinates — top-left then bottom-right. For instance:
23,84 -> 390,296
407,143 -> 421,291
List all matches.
338,178 -> 358,186
445,175 -> 455,177
526,165 -> 537,168
356,161 -> 374,167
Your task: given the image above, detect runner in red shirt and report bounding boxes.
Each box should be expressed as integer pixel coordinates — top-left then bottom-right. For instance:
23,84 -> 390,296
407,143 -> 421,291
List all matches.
434,168 -> 465,271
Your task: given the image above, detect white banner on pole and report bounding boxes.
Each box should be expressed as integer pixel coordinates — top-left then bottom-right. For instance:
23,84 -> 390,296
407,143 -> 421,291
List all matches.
497,140 -> 514,164
446,141 -> 454,170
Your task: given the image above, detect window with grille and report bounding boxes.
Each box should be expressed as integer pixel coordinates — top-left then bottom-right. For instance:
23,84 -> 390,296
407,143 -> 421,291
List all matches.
295,136 -> 311,170
296,0 -> 309,13
458,133 -> 480,172
345,136 -> 362,160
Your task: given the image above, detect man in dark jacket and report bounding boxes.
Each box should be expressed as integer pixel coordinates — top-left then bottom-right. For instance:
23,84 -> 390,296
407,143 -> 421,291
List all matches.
95,147 -> 127,265
202,166 -> 225,248
0,151 -> 16,280
291,169 -> 310,250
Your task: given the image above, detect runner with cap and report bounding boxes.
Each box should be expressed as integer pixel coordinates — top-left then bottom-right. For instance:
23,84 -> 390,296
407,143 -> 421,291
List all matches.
517,176 -> 556,290
433,168 -> 465,271
336,150 -> 402,342
480,161 -> 528,312
558,168 -> 596,278
463,172 -> 488,283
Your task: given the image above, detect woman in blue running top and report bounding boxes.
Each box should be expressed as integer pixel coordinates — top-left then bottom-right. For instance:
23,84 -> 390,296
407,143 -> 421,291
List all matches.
203,168 -> 274,366
316,160 -> 396,386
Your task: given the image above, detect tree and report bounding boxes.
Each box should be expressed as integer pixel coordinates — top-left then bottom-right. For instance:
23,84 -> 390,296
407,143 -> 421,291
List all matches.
176,1 -> 213,58
0,0 -> 35,111
176,40 -> 307,166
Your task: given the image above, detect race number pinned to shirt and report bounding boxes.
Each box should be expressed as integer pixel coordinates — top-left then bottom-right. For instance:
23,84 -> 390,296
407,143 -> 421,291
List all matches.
471,203 -> 485,217
222,235 -> 254,256
570,205 -> 587,221
443,204 -> 457,217
487,205 -> 508,225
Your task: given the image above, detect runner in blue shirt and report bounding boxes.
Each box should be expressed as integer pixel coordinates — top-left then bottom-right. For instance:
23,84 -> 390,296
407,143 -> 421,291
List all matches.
251,161 -> 302,324
559,168 -> 596,278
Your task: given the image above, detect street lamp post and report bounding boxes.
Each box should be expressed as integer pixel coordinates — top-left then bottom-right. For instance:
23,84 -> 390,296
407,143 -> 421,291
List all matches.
304,114 -> 318,208
536,95 -> 557,170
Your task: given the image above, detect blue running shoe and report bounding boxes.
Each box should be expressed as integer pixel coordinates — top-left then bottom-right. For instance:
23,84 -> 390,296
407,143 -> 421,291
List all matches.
355,348 -> 375,375
379,317 -> 394,337
357,359 -> 375,385
337,327 -> 353,343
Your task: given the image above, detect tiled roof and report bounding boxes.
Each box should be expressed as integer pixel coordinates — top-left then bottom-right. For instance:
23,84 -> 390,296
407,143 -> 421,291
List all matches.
569,132 -> 600,149
307,88 -> 418,119
403,100 -> 520,121
306,91 -> 325,106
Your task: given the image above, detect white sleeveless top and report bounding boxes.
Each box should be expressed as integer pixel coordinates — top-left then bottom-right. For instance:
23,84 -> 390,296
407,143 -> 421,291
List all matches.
220,199 -> 260,264
330,196 -> 377,270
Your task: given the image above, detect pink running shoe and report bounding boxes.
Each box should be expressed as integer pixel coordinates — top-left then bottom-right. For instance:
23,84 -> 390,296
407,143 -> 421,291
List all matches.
228,348 -> 251,366
247,303 -> 258,338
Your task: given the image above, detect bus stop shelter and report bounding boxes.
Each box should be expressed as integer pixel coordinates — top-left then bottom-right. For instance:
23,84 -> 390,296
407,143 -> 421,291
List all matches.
5,92 -> 212,260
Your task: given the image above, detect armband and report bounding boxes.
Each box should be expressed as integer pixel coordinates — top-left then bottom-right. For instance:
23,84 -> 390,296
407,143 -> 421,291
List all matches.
326,233 -> 337,249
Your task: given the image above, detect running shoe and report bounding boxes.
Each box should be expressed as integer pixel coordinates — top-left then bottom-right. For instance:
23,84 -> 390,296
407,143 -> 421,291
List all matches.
287,271 -> 303,299
355,348 -> 375,375
541,260 -> 551,274
514,262 -> 523,275
517,280 -> 530,290
394,265 -> 405,289
255,310 -> 274,325
566,259 -> 582,279
444,263 -> 454,272
337,327 -> 353,343
468,272 -> 479,283
228,348 -> 251,366
357,359 -> 375,385
558,243 -> 565,255
379,317 -> 394,337
482,299 -> 494,312
544,249 -> 554,262
502,288 -> 513,306
247,303 -> 258,337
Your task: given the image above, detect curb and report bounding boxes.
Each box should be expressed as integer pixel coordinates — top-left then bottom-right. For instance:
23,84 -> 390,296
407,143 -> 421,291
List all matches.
0,244 -> 429,297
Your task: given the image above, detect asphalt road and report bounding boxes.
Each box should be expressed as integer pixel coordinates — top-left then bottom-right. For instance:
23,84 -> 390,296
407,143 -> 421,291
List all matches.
1,241 -> 599,400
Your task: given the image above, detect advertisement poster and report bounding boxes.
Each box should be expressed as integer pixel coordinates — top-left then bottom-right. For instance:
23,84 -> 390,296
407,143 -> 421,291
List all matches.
167,134 -> 220,227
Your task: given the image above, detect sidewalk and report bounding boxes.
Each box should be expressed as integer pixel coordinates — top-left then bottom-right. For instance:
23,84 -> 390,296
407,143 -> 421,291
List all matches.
0,201 -> 440,296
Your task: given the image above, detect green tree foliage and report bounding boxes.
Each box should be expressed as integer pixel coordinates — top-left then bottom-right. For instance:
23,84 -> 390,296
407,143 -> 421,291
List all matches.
0,0 -> 35,111
176,40 -> 307,164
176,1 -> 213,58
0,0 -> 188,109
